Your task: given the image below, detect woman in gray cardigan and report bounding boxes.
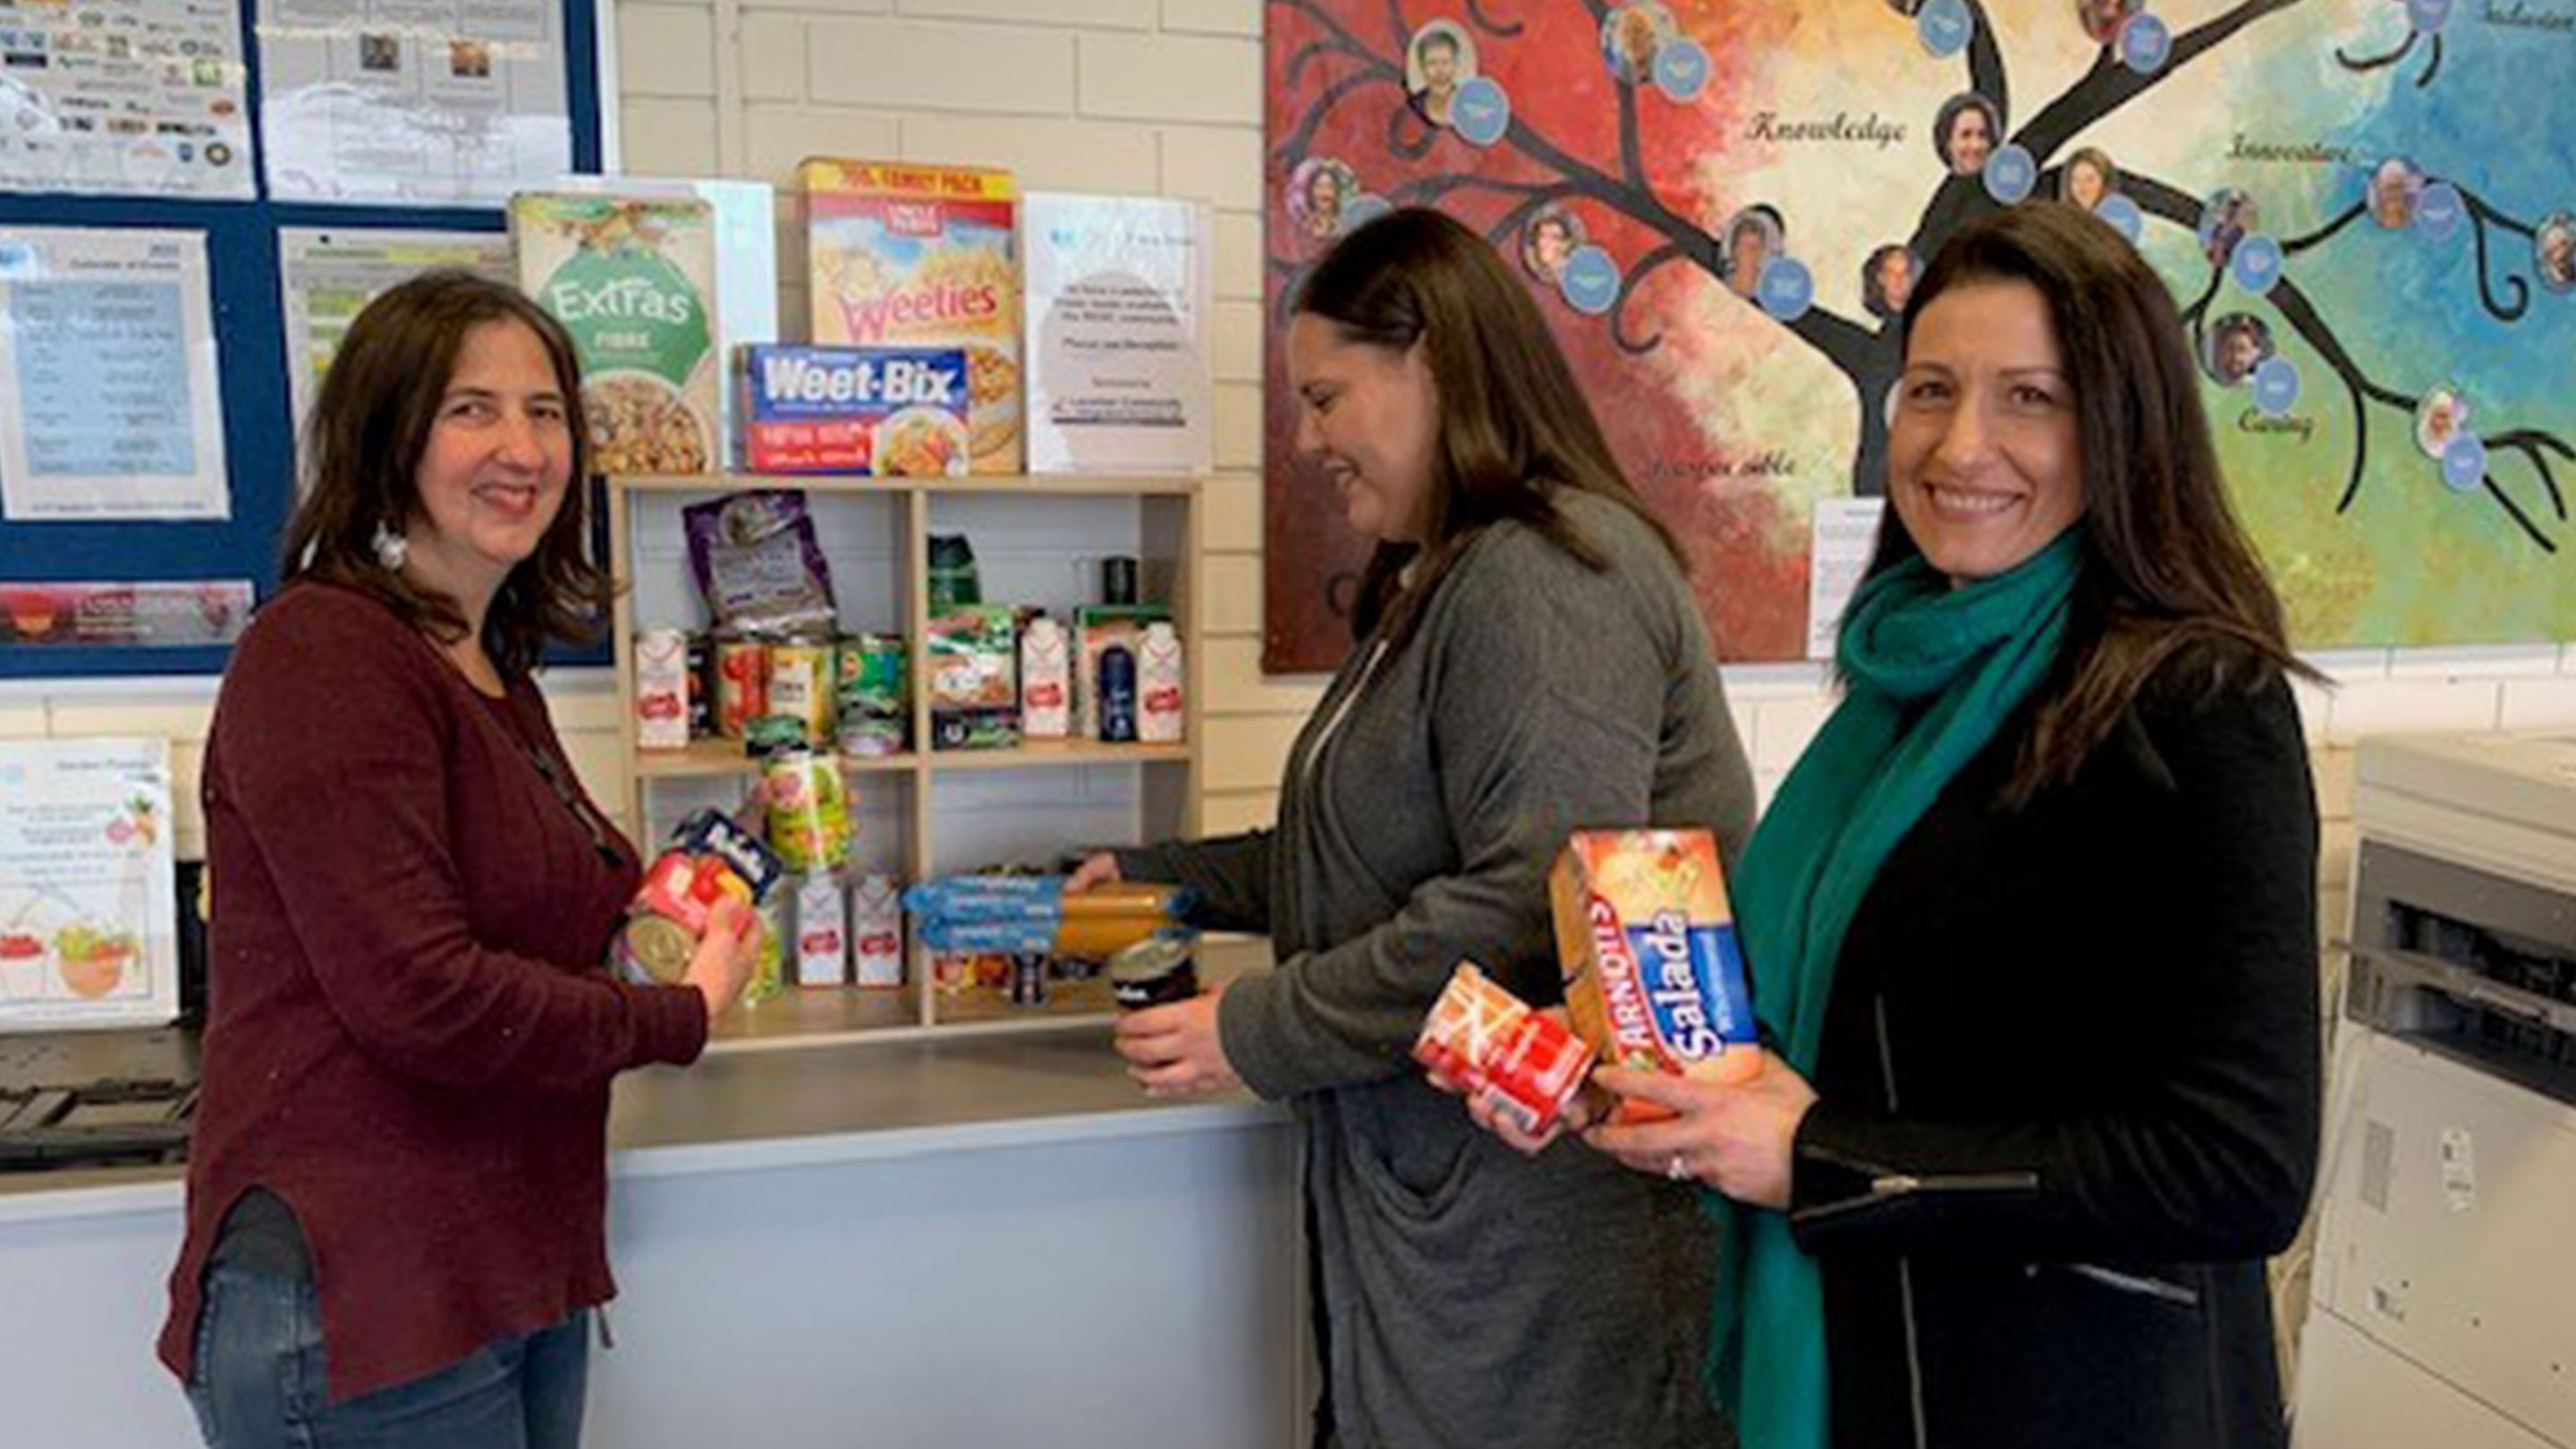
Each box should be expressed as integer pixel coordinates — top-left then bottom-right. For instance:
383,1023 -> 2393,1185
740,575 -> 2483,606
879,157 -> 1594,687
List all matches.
1078,208 -> 1758,1448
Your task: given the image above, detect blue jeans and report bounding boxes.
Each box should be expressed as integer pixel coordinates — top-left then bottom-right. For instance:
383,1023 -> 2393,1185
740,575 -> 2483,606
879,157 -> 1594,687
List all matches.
183,1264 -> 590,1449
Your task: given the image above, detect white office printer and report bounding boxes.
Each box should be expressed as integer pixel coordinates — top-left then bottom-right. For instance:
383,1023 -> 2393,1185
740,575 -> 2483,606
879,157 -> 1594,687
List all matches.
2294,733 -> 2576,1448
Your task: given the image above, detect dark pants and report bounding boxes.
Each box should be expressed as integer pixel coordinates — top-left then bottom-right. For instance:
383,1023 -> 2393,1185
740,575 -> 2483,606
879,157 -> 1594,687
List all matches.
184,1264 -> 590,1449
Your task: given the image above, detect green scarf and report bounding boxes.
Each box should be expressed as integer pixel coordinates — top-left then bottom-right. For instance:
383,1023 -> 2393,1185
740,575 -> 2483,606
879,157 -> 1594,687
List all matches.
1707,528 -> 2085,1449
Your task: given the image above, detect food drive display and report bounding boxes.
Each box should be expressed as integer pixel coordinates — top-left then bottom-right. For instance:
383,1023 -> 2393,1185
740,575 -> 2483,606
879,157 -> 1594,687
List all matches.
1413,829 -> 1758,1129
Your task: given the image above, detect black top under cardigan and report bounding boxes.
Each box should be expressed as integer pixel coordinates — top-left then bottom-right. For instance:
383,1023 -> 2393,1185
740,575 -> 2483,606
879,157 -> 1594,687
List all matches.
1787,656 -> 2321,1449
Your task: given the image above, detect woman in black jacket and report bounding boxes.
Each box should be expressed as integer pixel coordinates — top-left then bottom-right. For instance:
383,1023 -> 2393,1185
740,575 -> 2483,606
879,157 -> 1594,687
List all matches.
1491,204 -> 2322,1449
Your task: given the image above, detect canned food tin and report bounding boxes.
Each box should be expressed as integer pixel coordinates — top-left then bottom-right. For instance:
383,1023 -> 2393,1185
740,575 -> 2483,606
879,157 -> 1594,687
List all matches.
614,912 -> 699,986
713,635 -> 768,741
764,748 -> 852,871
767,638 -> 836,743
685,632 -> 715,739
1412,962 -> 1594,1137
1109,934 -> 1199,1011
746,892 -> 787,1006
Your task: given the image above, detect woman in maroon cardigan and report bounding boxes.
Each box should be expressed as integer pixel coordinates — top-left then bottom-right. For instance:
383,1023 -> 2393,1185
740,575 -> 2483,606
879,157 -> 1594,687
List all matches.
160,273 -> 758,1448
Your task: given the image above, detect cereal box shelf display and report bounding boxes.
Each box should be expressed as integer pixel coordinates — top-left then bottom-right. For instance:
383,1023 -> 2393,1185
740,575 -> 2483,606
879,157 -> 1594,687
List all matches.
607,470 -> 1206,1048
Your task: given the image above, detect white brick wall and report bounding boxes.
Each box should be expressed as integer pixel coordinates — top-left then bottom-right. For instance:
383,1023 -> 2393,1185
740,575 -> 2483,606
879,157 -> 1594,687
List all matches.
15,0 -> 2572,935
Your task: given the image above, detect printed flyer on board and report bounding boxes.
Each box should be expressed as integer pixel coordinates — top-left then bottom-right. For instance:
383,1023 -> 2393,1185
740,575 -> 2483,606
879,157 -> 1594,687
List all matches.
0,738 -> 180,1031
1021,193 -> 1212,476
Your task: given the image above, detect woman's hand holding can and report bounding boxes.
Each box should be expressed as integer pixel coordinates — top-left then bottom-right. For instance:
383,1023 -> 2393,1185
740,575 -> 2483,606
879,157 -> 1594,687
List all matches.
685,898 -> 762,1019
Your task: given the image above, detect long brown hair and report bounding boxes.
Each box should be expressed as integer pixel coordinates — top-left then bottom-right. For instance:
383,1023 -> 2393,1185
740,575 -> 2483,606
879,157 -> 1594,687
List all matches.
1294,207 -> 1683,653
1876,203 -> 2316,802
280,270 -> 607,674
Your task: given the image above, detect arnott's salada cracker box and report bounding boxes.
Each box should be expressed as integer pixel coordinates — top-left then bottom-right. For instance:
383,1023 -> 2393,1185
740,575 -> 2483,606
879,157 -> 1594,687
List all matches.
1551,829 -> 1758,1123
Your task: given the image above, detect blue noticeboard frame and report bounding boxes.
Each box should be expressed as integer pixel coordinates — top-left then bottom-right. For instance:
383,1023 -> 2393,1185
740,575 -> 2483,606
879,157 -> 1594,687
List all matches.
0,0 -> 607,679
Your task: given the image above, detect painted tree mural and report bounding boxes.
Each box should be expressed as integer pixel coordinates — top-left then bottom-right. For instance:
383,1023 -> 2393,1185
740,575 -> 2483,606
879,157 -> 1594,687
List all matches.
1262,0 -> 2576,668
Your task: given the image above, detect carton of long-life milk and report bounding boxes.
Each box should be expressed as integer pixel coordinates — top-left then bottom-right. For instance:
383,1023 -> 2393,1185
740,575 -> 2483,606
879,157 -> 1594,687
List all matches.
1551,829 -> 1758,1123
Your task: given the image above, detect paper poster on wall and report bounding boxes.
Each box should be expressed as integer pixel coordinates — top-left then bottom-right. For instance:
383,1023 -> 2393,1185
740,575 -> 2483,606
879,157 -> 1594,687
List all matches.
279,228 -> 516,460
258,0 -> 571,206
0,0 -> 254,199
1022,192 -> 1213,476
0,580 -> 253,648
0,737 -> 181,1032
0,227 -> 228,521
1806,497 -> 1885,661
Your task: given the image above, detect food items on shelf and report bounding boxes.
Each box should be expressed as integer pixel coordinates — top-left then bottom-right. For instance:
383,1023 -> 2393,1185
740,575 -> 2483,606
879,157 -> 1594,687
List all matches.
683,490 -> 839,638
926,606 -> 1019,751
736,343 -> 970,476
1019,614 -> 1072,740
851,874 -> 904,987
835,633 -> 910,758
635,628 -> 691,751
800,158 -> 1022,473
1137,621 -> 1184,744
1550,829 -> 1759,1123
512,192 -> 719,476
793,871 -> 849,987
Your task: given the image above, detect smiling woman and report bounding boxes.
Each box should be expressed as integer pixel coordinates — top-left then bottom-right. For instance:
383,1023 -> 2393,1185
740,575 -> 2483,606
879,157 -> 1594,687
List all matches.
160,272 -> 762,1449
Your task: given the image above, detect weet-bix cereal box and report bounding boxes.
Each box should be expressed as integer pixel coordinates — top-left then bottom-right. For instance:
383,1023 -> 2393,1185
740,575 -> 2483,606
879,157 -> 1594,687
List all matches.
1551,828 -> 1758,1123
734,343 -> 971,476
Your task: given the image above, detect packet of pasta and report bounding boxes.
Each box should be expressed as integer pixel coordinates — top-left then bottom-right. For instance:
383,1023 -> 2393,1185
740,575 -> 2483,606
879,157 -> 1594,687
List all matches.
1551,829 -> 1760,1123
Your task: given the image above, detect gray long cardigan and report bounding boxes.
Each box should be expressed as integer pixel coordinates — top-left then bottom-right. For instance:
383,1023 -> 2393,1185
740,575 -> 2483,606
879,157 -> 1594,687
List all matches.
1123,490 -> 1758,1449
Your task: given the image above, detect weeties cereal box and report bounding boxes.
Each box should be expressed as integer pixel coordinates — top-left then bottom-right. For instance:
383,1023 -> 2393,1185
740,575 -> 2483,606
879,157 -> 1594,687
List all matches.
1551,829 -> 1759,1122
512,193 -> 719,475
736,344 -> 970,476
798,159 -> 1021,474
1412,963 -> 1594,1138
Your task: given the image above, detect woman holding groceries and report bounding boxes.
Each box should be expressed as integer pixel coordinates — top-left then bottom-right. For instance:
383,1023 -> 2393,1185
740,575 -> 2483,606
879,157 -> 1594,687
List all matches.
1474,204 -> 2322,1448
1072,208 -> 1758,1448
161,272 -> 759,1449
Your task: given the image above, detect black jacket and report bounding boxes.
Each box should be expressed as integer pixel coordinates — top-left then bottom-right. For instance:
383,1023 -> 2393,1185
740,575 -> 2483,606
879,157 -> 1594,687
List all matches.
1789,660 -> 2320,1449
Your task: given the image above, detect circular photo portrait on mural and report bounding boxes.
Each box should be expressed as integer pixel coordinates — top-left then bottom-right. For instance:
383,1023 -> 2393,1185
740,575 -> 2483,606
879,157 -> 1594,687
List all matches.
1405,21 -> 1476,130
1601,3 -> 1678,84
2199,188 -> 2258,267
1287,157 -> 1360,245
2369,156 -> 2427,231
2415,385 -> 2473,461
1933,93 -> 2003,178
2059,147 -> 2119,212
1521,207 -> 1589,288
1861,244 -> 1920,320
1721,207 -> 1785,300
2203,313 -> 2275,388
2077,0 -> 2140,44
2537,211 -> 2576,294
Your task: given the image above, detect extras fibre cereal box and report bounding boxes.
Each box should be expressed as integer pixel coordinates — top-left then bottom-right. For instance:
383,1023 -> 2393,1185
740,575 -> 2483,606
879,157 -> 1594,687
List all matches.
799,159 -> 1021,474
1551,829 -> 1758,1123
512,193 -> 719,476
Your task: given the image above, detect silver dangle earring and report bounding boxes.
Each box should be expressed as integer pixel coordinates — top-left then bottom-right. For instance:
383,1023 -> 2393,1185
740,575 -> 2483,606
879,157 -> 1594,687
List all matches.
370,521 -> 410,572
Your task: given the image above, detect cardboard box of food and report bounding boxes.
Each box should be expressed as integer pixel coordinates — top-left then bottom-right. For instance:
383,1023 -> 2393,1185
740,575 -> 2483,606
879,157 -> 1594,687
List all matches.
511,192 -> 720,475
799,158 -> 1021,474
736,343 -> 970,475
1551,829 -> 1758,1122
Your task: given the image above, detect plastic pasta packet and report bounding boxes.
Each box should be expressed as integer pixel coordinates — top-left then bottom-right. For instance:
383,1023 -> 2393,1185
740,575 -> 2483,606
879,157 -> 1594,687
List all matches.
683,490 -> 839,636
